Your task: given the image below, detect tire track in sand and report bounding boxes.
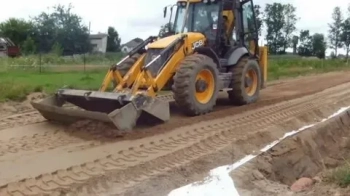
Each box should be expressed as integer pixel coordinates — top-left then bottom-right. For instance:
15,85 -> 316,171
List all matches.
1,75 -> 350,158
0,111 -> 43,130
0,84 -> 348,158
1,82 -> 350,195
1,70 -> 349,131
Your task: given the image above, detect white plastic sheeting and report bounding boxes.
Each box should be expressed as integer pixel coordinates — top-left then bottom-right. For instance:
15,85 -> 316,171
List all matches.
168,106 -> 350,196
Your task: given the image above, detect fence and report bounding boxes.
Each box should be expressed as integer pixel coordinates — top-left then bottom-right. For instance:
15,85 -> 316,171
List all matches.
0,52 -> 349,74
0,52 -> 123,73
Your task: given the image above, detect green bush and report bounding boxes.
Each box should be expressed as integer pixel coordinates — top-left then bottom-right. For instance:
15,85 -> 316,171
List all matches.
324,163 -> 350,188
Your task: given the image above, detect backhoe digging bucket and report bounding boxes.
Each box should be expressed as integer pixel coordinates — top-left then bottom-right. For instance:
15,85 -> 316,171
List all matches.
30,89 -> 170,131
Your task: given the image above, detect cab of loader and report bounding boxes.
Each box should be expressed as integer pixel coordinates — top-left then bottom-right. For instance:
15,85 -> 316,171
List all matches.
163,0 -> 261,60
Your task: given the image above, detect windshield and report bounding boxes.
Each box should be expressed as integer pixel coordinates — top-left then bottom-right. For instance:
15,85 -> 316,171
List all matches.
173,2 -> 220,34
173,6 -> 187,33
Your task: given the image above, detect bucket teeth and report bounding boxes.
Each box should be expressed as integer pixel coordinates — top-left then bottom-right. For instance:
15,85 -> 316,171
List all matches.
31,90 -> 170,131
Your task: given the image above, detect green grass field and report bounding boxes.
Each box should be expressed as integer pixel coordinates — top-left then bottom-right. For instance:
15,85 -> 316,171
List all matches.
324,161 -> 350,188
0,53 -> 349,102
0,71 -> 105,101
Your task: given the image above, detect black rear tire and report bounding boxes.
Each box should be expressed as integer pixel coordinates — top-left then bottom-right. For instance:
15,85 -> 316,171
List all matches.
228,57 -> 261,105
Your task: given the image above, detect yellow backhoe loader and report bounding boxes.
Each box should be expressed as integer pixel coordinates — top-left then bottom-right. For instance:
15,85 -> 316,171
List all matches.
31,0 -> 268,131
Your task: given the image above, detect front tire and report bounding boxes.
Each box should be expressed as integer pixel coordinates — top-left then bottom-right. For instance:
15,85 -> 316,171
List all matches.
172,54 -> 219,116
228,57 -> 261,105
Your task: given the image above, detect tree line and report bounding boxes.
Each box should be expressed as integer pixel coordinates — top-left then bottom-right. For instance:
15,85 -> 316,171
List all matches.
0,4 -> 121,56
254,3 -> 349,58
1,3 -> 349,59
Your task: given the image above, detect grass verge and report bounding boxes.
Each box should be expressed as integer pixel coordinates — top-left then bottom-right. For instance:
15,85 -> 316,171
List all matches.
0,71 -> 105,101
267,58 -> 350,80
0,57 -> 349,102
324,161 -> 350,188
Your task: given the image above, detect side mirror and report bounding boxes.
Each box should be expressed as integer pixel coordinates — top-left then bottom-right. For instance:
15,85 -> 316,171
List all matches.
163,7 -> 167,18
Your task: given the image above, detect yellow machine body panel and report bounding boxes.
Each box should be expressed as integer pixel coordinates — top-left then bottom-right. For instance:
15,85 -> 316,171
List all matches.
130,32 -> 207,97
148,33 -> 205,49
115,53 -> 147,91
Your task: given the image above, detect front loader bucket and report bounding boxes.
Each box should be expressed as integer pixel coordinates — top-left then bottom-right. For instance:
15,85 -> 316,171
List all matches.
30,89 -> 170,131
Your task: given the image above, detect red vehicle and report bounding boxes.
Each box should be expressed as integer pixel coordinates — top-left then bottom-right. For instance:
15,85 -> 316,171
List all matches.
0,37 -> 20,57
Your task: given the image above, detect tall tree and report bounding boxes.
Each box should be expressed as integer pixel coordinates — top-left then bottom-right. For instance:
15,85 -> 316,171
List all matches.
32,4 -> 91,54
292,35 -> 299,54
328,6 -> 343,56
312,33 -> 327,59
340,5 -> 350,60
264,3 -> 285,54
107,26 -> 121,52
298,30 -> 313,56
21,36 -> 37,55
0,18 -> 35,46
341,18 -> 350,60
330,51 -> 336,59
254,5 -> 263,36
282,4 -> 298,52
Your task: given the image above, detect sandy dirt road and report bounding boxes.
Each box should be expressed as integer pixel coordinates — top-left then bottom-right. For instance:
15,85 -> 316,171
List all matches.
0,71 -> 350,196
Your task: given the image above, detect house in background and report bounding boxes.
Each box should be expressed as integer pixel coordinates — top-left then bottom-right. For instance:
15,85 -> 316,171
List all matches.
0,37 -> 20,57
0,38 -> 7,57
89,33 -> 108,53
121,38 -> 143,54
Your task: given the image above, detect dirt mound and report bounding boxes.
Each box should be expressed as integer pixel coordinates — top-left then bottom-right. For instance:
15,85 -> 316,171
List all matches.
231,109 -> 350,196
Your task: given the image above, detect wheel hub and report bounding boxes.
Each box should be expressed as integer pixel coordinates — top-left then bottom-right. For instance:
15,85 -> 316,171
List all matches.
196,79 -> 208,93
245,76 -> 253,88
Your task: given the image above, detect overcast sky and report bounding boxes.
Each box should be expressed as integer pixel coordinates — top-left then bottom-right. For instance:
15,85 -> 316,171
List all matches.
1,0 -> 349,54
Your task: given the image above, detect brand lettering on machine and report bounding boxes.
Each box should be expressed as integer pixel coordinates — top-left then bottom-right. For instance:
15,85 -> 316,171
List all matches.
192,40 -> 204,50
